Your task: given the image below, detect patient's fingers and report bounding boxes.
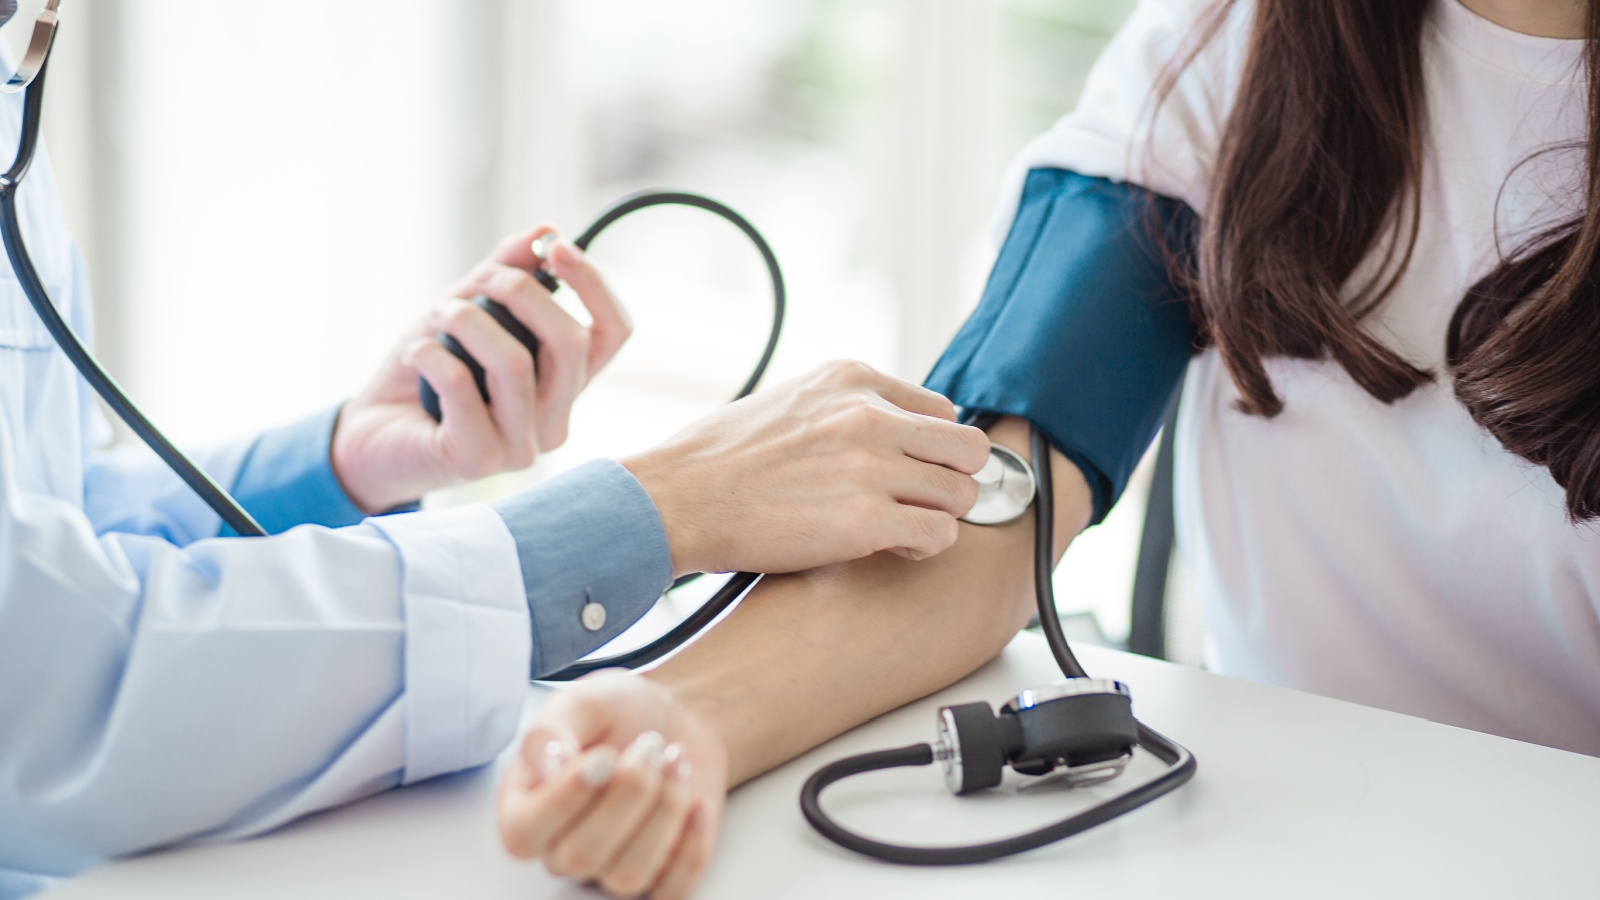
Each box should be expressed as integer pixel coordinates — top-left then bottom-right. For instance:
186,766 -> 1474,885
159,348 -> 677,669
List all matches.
545,732 -> 669,882
597,746 -> 695,897
650,803 -> 717,900
498,743 -> 618,860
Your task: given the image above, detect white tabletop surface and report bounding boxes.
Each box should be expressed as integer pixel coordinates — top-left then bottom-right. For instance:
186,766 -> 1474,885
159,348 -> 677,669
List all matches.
47,632 -> 1600,899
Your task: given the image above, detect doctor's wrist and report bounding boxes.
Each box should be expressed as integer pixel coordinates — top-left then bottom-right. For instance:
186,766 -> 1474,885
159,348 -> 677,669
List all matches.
620,448 -> 709,578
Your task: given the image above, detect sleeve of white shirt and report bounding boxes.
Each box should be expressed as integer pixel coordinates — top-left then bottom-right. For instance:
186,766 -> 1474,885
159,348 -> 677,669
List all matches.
991,0 -> 1250,237
0,413 -> 531,876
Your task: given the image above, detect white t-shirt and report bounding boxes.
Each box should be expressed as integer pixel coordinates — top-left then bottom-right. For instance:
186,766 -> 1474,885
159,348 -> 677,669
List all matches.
1005,0 -> 1600,756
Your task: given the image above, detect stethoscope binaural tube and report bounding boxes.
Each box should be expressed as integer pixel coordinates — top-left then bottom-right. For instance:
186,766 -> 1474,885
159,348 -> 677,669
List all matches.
0,4 -> 271,537
4,3 -> 791,675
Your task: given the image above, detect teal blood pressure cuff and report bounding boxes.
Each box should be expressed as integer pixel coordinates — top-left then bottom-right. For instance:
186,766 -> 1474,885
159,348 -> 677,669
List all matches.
925,169 -> 1198,526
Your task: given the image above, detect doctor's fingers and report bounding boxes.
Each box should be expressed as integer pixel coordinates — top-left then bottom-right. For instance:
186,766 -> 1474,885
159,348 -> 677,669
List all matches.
873,502 -> 962,561
479,223 -> 561,272
469,262 -> 591,451
884,456 -> 981,520
871,402 -> 990,476
546,240 -> 634,376
813,359 -> 959,422
472,224 -> 633,377
431,299 -> 539,468
403,340 -> 502,465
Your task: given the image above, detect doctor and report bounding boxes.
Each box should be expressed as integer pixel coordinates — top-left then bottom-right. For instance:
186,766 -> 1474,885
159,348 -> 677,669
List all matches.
0,3 -> 991,894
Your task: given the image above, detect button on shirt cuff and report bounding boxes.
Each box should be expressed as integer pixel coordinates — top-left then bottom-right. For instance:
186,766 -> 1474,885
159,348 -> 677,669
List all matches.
493,459 -> 674,678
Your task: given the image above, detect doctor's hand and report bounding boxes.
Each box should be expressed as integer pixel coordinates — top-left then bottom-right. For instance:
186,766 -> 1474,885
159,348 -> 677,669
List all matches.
331,224 -> 632,512
621,360 -> 989,576
498,672 -> 729,900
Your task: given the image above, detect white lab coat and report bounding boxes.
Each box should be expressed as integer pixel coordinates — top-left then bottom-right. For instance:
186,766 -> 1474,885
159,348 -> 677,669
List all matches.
0,87 -> 532,878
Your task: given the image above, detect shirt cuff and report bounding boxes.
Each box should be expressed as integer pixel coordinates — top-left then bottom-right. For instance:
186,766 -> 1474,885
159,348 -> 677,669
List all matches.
369,504 -> 532,785
492,459 -> 674,678
223,406 -> 373,536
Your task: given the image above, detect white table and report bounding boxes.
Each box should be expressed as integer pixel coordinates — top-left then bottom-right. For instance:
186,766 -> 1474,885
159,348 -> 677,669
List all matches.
47,633 -> 1600,899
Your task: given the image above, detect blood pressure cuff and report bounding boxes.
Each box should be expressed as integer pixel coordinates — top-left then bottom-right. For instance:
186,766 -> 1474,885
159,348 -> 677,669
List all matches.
925,168 -> 1198,526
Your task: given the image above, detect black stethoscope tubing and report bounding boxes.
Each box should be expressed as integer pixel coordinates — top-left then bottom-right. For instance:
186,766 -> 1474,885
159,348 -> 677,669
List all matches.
797,426 -> 1197,865
2,41 -> 271,537
0,14 -> 783,684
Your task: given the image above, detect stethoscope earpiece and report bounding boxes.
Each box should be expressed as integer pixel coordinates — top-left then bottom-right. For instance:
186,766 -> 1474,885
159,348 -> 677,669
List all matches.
0,0 -> 59,95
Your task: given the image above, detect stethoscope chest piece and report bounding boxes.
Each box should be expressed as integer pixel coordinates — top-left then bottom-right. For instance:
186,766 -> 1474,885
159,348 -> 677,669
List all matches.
961,443 -> 1036,526
933,677 -> 1137,795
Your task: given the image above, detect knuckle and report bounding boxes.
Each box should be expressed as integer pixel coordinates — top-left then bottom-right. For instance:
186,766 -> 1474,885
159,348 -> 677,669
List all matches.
498,267 -> 538,296
822,358 -> 872,384
549,842 -> 595,879
441,300 -> 479,330
848,497 -> 888,546
546,323 -> 587,364
964,427 -> 992,462
919,511 -> 956,547
842,447 -> 881,483
505,348 -> 536,382
436,362 -> 474,395
601,868 -> 649,898
500,826 -> 538,860
544,420 -> 571,450
570,327 -> 593,360
609,766 -> 652,804
953,472 -> 980,509
508,444 -> 537,471
464,450 -> 503,481
836,402 -> 885,439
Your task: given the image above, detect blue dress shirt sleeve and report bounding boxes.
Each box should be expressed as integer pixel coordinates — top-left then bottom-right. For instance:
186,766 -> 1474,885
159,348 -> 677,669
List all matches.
221,406 -> 372,535
493,459 -> 674,678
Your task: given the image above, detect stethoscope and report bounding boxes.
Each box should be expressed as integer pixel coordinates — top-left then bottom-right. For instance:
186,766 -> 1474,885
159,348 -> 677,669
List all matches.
3,1 -> 1194,867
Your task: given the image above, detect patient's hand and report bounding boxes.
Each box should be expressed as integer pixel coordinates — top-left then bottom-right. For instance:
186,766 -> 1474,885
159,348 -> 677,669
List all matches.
497,673 -> 729,899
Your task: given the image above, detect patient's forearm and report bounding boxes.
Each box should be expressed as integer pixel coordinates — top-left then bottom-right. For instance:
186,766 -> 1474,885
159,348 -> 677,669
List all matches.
645,417 -> 1092,786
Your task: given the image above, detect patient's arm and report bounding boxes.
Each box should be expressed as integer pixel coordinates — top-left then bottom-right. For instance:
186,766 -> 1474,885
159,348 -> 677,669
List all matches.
495,415 -> 1093,898
651,414 -> 1089,784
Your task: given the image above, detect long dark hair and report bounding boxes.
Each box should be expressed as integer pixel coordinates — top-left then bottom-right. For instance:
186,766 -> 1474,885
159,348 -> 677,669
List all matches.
1170,0 -> 1600,520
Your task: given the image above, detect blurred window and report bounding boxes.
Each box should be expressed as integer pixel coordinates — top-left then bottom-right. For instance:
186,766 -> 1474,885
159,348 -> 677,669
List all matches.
43,0 -> 1202,659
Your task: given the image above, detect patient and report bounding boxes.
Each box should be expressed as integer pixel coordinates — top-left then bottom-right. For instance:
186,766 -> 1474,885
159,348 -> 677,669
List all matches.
497,0 -> 1600,895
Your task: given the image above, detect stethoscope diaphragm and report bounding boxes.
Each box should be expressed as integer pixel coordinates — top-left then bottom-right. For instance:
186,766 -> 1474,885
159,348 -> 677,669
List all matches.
961,443 -> 1037,525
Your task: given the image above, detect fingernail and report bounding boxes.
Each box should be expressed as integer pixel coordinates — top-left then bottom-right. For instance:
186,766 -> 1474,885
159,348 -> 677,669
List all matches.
624,730 -> 667,769
664,743 -> 692,781
580,746 -> 619,788
538,739 -> 569,781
